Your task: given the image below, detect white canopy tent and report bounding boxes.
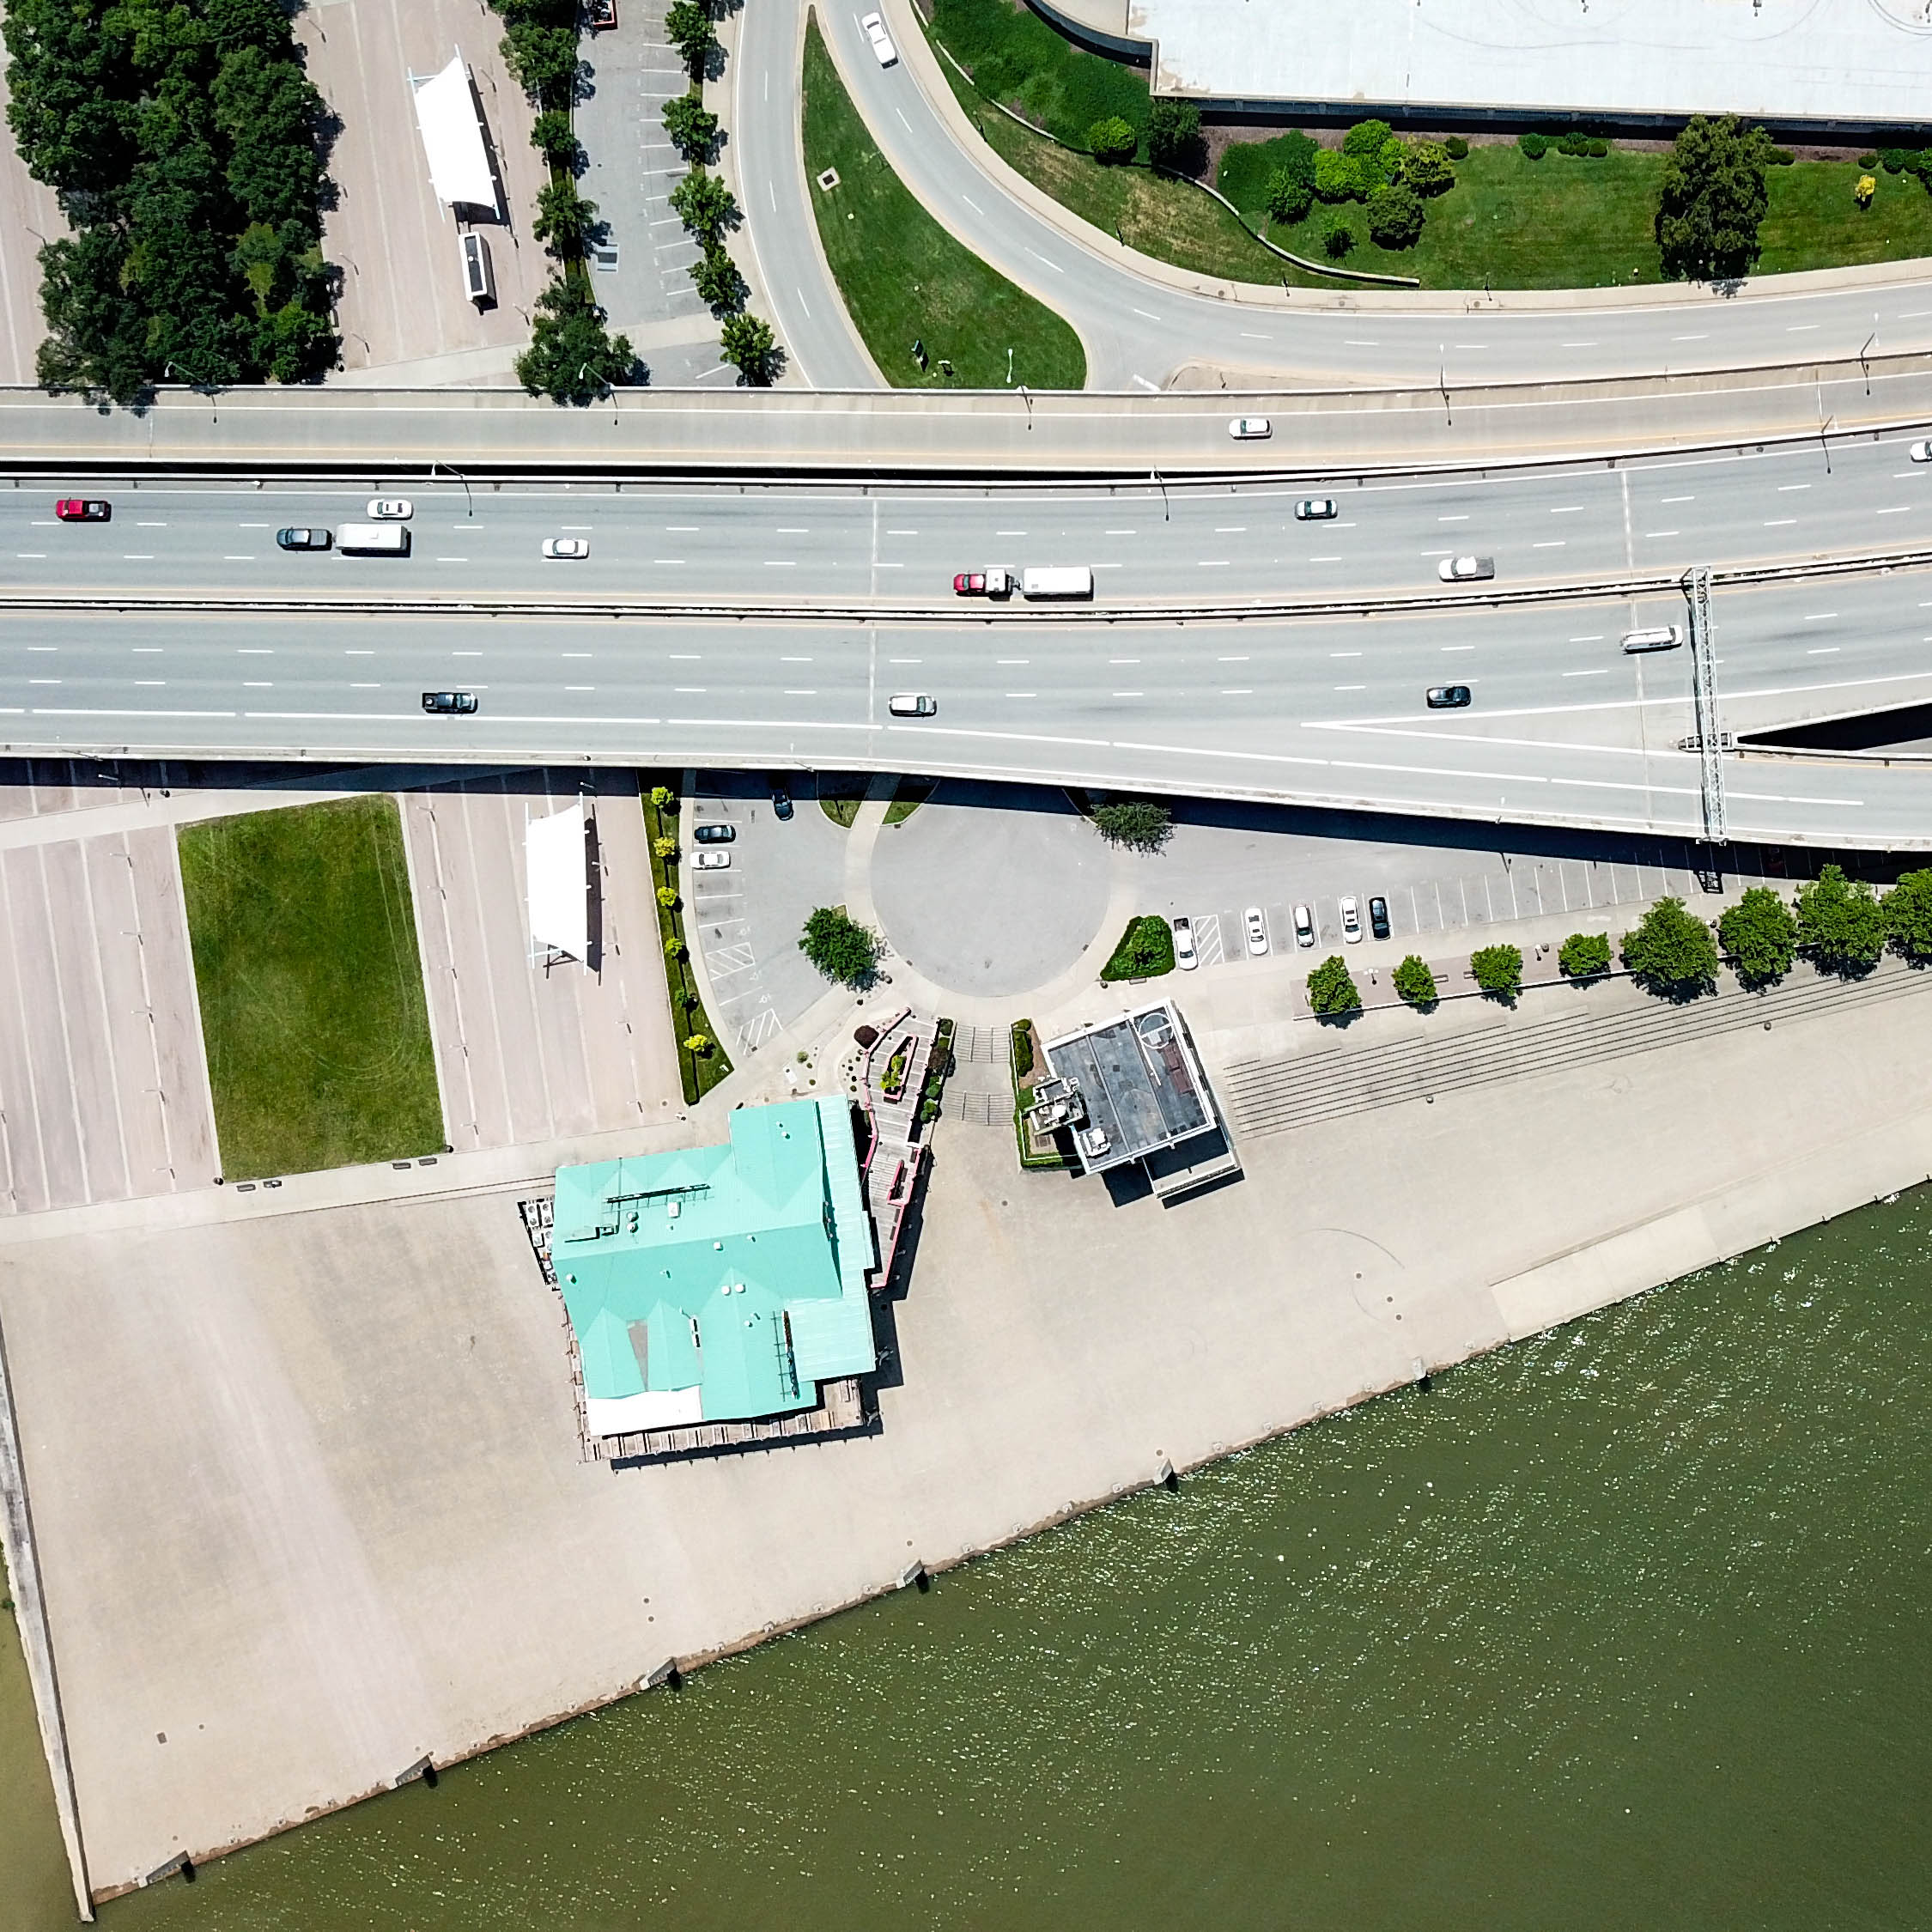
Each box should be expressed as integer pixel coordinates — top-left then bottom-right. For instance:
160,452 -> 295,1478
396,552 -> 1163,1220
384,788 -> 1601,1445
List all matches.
526,802 -> 590,963
411,53 -> 499,212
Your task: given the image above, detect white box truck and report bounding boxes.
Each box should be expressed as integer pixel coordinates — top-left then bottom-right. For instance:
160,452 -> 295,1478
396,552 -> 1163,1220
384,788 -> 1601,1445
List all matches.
1022,565 -> 1093,599
337,523 -> 411,556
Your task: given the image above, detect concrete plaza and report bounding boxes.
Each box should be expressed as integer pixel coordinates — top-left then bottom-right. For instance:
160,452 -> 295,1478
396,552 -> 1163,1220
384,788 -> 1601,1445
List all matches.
8,943 -> 1932,1897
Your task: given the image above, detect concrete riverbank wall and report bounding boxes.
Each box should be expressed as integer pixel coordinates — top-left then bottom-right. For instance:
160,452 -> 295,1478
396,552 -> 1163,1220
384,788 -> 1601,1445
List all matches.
3,960 -> 1931,1902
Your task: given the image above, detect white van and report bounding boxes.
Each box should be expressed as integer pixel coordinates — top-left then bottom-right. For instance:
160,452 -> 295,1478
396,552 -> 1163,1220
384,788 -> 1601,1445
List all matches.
1621,625 -> 1684,653
337,523 -> 410,556
1021,566 -> 1093,599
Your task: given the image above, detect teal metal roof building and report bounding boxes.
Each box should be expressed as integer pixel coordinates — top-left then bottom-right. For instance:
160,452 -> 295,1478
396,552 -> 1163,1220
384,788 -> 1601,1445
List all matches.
552,1098 -> 877,1440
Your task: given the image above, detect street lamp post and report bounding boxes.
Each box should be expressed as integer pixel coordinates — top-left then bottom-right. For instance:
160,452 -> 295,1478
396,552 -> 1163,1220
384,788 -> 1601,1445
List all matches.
433,459 -> 472,516
1151,468 -> 1168,521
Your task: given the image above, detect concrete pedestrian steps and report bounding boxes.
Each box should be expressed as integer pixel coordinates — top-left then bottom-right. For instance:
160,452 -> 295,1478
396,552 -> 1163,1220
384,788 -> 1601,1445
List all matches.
1227,958 -> 1932,1139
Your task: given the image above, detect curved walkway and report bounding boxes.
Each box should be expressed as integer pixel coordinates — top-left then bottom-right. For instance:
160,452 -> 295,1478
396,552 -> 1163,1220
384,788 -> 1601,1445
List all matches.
738,0 -> 1932,392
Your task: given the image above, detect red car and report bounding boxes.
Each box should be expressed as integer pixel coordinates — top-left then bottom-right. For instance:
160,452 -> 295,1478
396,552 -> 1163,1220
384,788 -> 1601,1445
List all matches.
952,566 -> 1012,598
54,498 -> 110,522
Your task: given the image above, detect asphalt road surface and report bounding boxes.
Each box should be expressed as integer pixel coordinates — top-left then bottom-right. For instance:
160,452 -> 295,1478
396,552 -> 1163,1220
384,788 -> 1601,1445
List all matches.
9,432 -> 1932,605
3,567 -> 1930,845
744,0 -> 1932,394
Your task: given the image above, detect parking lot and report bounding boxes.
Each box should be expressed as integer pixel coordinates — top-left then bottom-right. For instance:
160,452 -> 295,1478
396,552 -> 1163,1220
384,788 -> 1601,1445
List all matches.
688,773 -> 849,1054
401,769 -> 682,1148
1127,802 -> 1734,969
297,0 -> 552,374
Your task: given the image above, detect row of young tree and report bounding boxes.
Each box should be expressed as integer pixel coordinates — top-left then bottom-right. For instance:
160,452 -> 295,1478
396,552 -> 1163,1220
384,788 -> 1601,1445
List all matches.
1305,866 -> 1932,1017
511,0 -> 776,392
490,0 -> 642,403
3,0 -> 337,398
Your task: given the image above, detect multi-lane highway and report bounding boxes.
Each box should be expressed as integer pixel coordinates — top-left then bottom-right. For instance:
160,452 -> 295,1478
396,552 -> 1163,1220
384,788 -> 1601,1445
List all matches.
10,433 -> 1932,605
747,0 -> 1932,393
6,541 -> 1932,844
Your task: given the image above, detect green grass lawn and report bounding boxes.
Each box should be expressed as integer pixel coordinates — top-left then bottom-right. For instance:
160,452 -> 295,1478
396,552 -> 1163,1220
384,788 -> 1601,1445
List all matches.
179,796 -> 443,1180
925,0 -> 1932,291
801,11 -> 1084,388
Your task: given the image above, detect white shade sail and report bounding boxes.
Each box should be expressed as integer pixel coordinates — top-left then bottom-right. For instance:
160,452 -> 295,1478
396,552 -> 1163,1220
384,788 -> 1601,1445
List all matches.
412,55 -> 498,210
526,803 -> 589,962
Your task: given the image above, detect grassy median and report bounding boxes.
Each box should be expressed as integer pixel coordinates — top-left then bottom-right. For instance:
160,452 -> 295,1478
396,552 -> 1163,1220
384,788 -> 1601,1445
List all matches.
179,797 -> 444,1179
802,12 -> 1084,388
927,0 -> 1932,290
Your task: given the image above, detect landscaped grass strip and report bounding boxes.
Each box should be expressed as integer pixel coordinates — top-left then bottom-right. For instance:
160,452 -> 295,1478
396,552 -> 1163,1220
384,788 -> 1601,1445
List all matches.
643,782 -> 734,1104
802,12 -> 1084,390
179,797 -> 443,1180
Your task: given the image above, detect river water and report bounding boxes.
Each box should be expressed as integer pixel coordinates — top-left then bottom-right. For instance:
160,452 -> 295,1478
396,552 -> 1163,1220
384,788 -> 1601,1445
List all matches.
6,1191 -> 1929,1931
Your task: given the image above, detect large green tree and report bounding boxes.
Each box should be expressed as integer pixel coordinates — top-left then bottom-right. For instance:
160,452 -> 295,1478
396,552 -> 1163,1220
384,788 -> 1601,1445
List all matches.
1881,868 -> 1932,963
1621,897 -> 1719,998
4,0 -> 336,398
1091,798 -> 1174,853
1656,113 -> 1777,281
1307,954 -> 1361,1018
514,280 -> 638,402
1795,864 -> 1886,975
1470,943 -> 1523,1001
1717,885 -> 1797,988
800,907 -> 881,987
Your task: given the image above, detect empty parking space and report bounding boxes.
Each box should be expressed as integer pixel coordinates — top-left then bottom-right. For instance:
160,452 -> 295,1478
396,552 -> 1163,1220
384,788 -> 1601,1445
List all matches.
402,769 -> 681,1150
0,825 -> 216,1212
296,0 -> 552,372
689,774 -> 849,1055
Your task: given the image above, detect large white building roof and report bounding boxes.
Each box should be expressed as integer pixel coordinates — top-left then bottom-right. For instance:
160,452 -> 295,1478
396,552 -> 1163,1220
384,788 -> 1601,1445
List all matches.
1056,0 -> 1932,128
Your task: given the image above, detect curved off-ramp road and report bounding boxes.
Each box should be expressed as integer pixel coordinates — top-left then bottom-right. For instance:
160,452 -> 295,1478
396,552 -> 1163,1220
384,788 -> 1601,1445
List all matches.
736,0 -> 1932,393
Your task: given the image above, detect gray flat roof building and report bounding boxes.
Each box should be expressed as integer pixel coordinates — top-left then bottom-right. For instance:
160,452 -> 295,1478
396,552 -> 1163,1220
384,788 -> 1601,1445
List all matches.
1032,1003 -> 1236,1197
1037,0 -> 1932,131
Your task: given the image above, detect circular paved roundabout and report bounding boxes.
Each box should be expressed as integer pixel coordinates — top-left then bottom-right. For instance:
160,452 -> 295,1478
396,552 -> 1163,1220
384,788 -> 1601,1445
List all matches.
868,781 -> 1115,999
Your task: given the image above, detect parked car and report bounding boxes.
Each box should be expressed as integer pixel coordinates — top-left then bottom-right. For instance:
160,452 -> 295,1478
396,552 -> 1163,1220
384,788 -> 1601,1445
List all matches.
1228,416 -> 1271,440
1340,895 -> 1364,944
54,498 -> 110,521
587,0 -> 617,26
1243,906 -> 1269,957
860,10 -> 897,64
889,692 -> 937,717
693,822 -> 736,843
1425,684 -> 1473,708
1292,902 -> 1315,947
1368,895 -> 1390,941
770,785 -> 794,821
1437,554 -> 1495,582
275,526 -> 331,550
692,848 -> 732,871
421,690 -> 477,714
368,498 -> 413,520
1172,915 -> 1198,969
1294,497 -> 1338,520
1911,440 -> 1932,463
542,537 -> 590,560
